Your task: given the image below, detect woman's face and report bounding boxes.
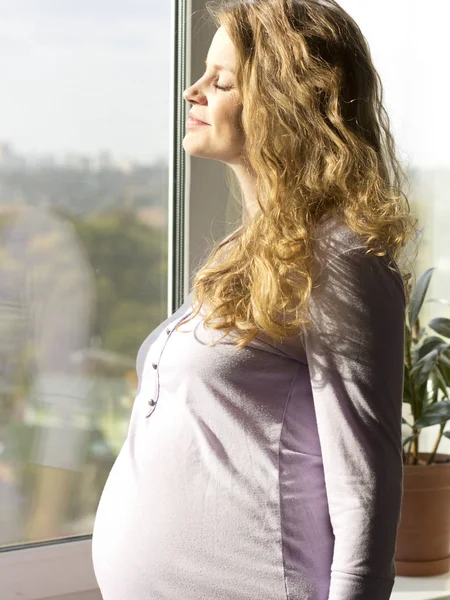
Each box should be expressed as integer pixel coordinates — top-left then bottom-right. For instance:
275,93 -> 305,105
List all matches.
182,25 -> 245,166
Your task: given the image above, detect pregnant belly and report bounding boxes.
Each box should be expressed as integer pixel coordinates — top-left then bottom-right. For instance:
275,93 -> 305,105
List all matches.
91,431 -> 288,600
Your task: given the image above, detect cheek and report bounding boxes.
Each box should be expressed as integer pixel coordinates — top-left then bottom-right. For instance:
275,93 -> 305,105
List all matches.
212,109 -> 243,138
210,98 -> 241,127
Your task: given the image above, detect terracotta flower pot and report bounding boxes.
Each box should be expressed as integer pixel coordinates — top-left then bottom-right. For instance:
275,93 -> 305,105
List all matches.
395,452 -> 450,576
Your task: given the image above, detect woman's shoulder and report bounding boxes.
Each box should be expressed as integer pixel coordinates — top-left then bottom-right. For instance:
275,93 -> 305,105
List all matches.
313,212 -> 366,268
312,212 -> 406,304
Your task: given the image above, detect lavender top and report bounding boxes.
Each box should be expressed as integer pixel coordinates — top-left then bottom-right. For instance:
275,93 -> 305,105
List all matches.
92,215 -> 406,600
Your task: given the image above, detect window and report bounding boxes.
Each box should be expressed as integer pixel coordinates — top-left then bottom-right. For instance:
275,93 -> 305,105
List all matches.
339,0 -> 450,478
0,1 -> 189,597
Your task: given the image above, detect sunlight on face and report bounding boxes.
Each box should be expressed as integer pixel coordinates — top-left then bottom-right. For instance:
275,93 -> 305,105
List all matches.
182,26 -> 245,167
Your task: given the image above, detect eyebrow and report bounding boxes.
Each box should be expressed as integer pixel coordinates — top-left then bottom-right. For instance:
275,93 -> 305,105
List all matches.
204,59 -> 235,74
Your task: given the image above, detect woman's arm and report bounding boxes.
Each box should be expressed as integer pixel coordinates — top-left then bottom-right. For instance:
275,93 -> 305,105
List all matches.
304,243 -> 406,600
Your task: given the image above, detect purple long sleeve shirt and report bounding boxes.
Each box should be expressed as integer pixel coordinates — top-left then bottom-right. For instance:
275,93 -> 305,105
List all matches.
91,214 -> 406,600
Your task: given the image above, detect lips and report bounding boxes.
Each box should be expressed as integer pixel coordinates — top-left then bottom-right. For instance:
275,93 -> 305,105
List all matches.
189,113 -> 208,124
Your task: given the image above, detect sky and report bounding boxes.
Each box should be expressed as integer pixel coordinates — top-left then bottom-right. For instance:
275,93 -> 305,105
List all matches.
0,0 -> 448,168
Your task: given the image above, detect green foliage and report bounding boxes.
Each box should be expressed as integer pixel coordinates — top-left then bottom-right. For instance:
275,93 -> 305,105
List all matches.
66,207 -> 168,358
403,268 -> 450,465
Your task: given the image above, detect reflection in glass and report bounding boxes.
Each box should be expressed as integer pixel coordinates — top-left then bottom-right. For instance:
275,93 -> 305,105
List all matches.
0,2 -> 170,547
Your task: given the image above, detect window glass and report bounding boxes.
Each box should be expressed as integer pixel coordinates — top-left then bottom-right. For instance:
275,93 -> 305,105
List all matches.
0,0 -> 171,547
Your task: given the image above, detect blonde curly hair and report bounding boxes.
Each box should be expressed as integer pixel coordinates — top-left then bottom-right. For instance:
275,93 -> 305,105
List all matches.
178,0 -> 420,348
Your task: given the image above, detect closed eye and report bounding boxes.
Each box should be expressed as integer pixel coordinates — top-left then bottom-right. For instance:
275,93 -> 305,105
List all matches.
214,83 -> 232,91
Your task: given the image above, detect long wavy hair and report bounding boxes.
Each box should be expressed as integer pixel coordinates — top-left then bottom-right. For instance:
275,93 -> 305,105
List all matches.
178,0 -> 420,348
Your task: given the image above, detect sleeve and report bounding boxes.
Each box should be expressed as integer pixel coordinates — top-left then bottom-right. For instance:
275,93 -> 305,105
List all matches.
303,243 -> 406,600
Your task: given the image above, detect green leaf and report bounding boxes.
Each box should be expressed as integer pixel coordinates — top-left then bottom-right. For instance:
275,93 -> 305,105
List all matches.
402,417 -> 413,427
418,336 -> 447,359
443,431 -> 450,440
402,433 -> 419,446
438,353 -> 450,368
414,400 -> 450,428
428,369 -> 440,403
438,359 -> 450,382
429,318 -> 450,339
410,354 -> 437,386
416,379 -> 429,414
432,365 -> 449,400
414,347 -> 439,368
408,268 -> 435,328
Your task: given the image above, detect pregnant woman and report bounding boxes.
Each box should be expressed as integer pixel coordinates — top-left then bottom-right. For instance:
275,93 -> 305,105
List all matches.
91,1 -> 419,598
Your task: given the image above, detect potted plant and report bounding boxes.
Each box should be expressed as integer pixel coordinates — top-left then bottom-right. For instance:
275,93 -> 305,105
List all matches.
395,267 -> 450,576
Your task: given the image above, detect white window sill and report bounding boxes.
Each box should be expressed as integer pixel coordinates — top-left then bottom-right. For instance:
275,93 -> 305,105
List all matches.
0,537 -> 99,600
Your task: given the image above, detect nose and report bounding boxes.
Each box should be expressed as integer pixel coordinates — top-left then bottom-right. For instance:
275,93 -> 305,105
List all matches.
183,83 -> 206,106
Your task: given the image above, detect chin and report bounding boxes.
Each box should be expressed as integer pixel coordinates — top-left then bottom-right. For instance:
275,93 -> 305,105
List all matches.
182,139 -> 211,157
